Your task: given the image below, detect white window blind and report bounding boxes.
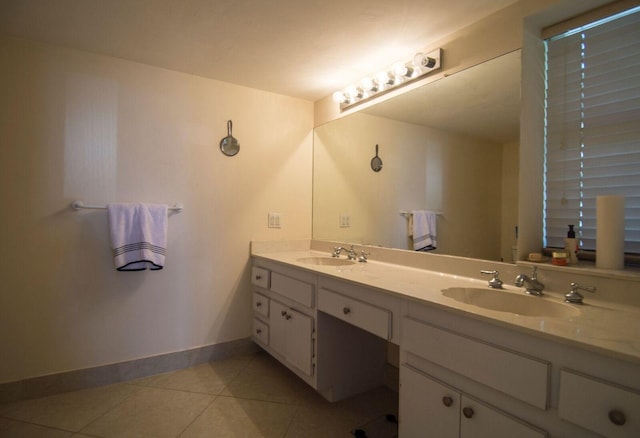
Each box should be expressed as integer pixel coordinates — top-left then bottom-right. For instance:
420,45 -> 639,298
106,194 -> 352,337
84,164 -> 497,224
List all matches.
544,7 -> 640,255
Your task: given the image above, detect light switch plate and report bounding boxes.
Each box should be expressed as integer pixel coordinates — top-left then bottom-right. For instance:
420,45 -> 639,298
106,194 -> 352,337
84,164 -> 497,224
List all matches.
268,212 -> 281,228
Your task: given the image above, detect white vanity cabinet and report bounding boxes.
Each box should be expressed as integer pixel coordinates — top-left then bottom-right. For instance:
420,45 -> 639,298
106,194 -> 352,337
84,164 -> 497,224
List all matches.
317,276 -> 401,344
251,249 -> 640,437
251,258 -> 390,400
252,290 -> 270,347
400,298 -> 640,438
400,365 -> 547,438
400,315 -> 549,438
251,270 -> 271,348
559,369 -> 640,438
402,317 -> 549,409
400,365 -> 459,438
269,299 -> 314,376
318,287 -> 392,340
250,262 -> 317,383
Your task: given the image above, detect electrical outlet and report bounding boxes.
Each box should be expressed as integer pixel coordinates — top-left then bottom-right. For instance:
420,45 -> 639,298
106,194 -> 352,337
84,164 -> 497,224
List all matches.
268,212 -> 281,228
339,214 -> 350,228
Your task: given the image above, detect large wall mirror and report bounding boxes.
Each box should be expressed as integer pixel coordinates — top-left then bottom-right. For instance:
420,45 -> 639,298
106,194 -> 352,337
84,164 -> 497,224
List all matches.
313,50 -> 521,262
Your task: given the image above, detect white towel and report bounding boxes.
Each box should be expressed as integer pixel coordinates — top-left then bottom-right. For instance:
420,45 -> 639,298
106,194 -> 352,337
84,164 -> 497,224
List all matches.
107,203 -> 168,271
411,210 -> 437,251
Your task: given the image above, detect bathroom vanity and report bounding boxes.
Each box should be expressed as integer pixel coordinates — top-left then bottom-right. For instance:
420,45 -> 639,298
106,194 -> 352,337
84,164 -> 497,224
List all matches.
250,241 -> 640,438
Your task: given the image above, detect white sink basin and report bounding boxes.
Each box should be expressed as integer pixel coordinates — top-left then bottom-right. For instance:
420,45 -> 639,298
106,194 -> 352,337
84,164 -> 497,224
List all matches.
297,256 -> 356,266
441,287 -> 580,318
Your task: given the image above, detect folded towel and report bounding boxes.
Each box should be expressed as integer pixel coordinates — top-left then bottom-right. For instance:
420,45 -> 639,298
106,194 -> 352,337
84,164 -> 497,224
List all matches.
411,210 -> 437,251
107,203 -> 168,271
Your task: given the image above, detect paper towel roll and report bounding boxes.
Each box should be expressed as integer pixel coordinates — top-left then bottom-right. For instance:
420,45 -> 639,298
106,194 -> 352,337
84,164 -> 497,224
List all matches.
596,195 -> 625,270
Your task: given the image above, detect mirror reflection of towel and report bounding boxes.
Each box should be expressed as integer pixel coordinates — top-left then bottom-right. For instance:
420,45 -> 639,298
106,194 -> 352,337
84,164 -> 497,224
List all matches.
107,203 -> 168,271
411,210 -> 437,251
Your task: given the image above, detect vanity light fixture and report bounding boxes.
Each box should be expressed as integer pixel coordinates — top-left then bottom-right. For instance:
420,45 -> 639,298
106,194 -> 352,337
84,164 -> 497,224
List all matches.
333,48 -> 441,110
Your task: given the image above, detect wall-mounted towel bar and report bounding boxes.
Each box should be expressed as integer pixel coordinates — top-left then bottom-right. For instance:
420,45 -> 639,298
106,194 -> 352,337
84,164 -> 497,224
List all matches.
71,200 -> 184,212
400,210 -> 443,217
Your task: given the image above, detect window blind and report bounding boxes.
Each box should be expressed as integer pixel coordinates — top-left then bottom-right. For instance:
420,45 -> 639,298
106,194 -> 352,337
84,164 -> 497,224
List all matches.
544,7 -> 640,255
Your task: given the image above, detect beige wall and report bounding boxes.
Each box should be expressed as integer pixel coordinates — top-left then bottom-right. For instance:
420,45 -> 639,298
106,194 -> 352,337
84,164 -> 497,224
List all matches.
501,141 -> 520,262
313,112 -> 503,260
0,37 -> 313,383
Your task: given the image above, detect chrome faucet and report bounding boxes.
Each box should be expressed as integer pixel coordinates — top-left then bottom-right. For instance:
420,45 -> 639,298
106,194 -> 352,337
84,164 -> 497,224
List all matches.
564,282 -> 596,304
332,246 -> 344,257
346,245 -> 358,261
480,270 -> 503,289
358,250 -> 370,263
515,267 -> 544,296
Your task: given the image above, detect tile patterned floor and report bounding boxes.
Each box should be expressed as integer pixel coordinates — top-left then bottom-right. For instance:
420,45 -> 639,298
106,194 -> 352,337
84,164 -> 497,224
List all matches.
0,351 -> 398,437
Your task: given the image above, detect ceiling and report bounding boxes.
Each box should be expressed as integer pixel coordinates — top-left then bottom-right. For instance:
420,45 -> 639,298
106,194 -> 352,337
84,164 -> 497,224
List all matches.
0,0 -> 520,102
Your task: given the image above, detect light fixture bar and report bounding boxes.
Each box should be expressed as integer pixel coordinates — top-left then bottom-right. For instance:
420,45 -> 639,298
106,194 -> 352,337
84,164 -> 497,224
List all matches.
334,48 -> 442,111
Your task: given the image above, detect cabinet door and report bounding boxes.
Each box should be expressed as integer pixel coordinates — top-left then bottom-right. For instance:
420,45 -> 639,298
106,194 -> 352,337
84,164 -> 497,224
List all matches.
269,300 -> 313,377
399,365 -> 459,438
285,308 -> 313,376
269,300 -> 289,359
460,396 -> 547,438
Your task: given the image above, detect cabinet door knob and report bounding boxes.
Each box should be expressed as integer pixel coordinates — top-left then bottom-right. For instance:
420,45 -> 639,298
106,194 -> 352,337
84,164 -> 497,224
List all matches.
462,407 -> 474,419
281,310 -> 287,317
608,409 -> 626,426
285,314 -> 292,320
256,275 -> 262,280
442,396 -> 453,407
256,328 -> 262,334
256,301 -> 262,307
343,307 -> 351,315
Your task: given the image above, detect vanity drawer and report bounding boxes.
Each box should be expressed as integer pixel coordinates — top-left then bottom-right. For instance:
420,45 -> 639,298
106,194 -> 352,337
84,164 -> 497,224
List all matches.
251,267 -> 270,289
318,288 -> 391,340
252,318 -> 269,346
403,317 -> 549,410
270,272 -> 314,308
559,369 -> 640,438
253,292 -> 269,318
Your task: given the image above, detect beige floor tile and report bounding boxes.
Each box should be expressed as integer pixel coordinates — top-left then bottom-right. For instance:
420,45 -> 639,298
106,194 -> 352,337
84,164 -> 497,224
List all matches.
0,384 -> 139,432
284,408 -> 358,438
285,386 -> 398,438
221,354 -> 317,405
333,386 -> 399,420
79,386 -> 213,438
180,395 -> 297,438
0,417 -> 74,438
0,353 -> 398,438
134,354 -> 254,395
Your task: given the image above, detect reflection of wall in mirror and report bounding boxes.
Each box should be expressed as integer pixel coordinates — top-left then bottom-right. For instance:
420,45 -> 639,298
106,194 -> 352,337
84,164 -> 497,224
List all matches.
501,141 -> 519,262
314,112 -> 518,261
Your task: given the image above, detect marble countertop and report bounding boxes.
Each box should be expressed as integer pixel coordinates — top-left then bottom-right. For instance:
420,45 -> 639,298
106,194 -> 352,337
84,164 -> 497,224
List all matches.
252,246 -> 640,364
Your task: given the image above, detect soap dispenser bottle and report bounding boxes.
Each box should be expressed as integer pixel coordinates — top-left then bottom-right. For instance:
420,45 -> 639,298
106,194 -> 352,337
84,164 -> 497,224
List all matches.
565,225 -> 578,265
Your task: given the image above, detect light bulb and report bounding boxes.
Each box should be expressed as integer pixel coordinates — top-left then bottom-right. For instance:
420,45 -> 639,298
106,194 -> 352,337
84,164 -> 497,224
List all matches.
376,71 -> 394,87
393,62 -> 407,76
347,86 -> 363,100
361,77 -> 378,92
413,52 -> 436,69
393,62 -> 413,78
412,52 -> 424,69
332,91 -> 347,104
